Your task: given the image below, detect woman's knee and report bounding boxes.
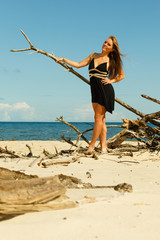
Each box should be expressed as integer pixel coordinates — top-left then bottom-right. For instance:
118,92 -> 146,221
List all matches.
94,112 -> 104,122
102,117 -> 107,131
103,124 -> 107,133
94,104 -> 106,122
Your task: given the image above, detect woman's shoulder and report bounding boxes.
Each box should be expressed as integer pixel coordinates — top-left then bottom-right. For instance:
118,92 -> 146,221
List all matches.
92,52 -> 102,59
89,52 -> 98,61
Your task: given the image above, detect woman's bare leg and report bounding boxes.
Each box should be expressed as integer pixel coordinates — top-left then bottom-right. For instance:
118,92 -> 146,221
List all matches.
99,117 -> 107,152
87,103 -> 106,152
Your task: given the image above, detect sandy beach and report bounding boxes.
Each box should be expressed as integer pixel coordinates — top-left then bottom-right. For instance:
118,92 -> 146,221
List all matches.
0,140 -> 160,240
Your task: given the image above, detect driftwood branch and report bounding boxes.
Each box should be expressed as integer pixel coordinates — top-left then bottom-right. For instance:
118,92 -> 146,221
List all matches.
10,30 -> 90,85
56,116 -> 90,145
60,135 -> 77,147
141,94 -> 160,105
142,111 -> 160,122
115,97 -> 145,117
0,146 -> 22,158
26,144 -> 33,157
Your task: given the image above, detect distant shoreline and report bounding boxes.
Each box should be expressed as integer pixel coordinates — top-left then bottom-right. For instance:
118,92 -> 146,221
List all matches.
0,121 -> 124,141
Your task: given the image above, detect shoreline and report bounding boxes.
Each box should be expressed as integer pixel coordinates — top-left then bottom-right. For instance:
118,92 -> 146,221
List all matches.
0,140 -> 160,240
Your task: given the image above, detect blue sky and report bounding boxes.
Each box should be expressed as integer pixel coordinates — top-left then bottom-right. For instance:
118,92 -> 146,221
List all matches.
0,0 -> 160,122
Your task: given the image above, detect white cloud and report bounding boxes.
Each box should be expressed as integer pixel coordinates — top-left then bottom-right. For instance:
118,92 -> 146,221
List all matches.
106,111 -> 126,122
0,102 -> 35,121
72,103 -> 126,122
73,103 -> 93,121
0,103 -> 11,110
12,102 -> 31,110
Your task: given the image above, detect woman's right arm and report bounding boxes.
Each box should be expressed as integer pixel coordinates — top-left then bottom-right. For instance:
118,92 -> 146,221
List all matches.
56,52 -> 95,68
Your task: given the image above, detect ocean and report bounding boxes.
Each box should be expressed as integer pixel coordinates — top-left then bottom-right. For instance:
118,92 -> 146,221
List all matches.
0,122 -> 123,141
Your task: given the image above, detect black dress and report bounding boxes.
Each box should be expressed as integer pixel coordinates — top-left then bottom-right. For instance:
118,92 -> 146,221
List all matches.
89,58 -> 115,114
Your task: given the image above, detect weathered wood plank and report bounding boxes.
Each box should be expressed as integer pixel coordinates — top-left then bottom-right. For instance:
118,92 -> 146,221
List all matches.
0,167 -> 38,180
0,176 -> 65,204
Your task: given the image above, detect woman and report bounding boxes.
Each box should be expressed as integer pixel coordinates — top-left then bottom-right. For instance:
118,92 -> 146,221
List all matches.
56,36 -> 125,153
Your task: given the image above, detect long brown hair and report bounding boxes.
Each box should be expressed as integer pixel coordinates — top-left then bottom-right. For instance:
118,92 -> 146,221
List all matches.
108,36 -> 124,79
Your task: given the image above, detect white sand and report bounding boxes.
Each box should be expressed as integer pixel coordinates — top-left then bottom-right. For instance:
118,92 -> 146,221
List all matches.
0,141 -> 160,240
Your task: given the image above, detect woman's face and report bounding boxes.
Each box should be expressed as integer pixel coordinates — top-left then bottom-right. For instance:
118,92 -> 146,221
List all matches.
102,38 -> 113,53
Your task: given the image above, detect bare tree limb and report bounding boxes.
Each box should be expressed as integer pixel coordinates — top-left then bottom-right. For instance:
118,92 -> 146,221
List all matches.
11,48 -> 31,52
26,144 -> 33,157
143,111 -> 160,121
56,116 -> 90,145
106,125 -> 124,128
115,98 -> 160,127
10,30 -> 160,125
141,94 -> 160,105
115,97 -> 145,117
60,135 -> 77,147
0,146 -> 22,158
10,30 -> 90,85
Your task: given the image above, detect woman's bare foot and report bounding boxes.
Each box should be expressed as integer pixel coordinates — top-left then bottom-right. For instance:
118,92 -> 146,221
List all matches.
101,149 -> 106,152
101,146 -> 108,153
101,144 -> 107,151
86,144 -> 95,154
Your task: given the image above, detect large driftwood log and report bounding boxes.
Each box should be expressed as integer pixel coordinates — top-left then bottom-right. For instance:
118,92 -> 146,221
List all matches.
0,175 -> 66,204
10,30 -> 153,121
107,128 -> 133,148
0,169 -> 132,221
0,173 -> 77,219
0,167 -> 38,180
0,195 -> 76,221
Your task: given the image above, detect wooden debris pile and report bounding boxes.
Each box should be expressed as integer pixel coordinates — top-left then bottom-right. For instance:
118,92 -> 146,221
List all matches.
56,93 -> 160,153
107,95 -> 160,151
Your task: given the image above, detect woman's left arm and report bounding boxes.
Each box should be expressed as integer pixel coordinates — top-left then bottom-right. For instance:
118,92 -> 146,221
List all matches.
110,68 -> 125,83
